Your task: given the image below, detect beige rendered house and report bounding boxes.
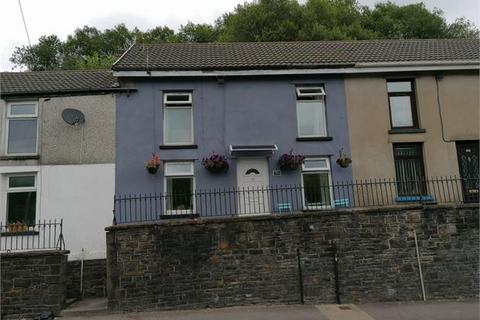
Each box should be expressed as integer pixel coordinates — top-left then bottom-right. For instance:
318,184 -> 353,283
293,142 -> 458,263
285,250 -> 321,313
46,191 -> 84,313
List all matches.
344,39 -> 479,202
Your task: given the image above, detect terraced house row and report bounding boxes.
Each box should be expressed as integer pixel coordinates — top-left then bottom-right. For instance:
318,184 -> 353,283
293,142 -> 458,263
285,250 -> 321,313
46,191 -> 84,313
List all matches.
112,39 -> 479,222
0,38 -> 479,259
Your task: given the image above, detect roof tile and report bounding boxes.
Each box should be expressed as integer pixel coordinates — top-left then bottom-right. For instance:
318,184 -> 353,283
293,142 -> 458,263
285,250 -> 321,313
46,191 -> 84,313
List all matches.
113,39 -> 480,71
0,70 -> 118,96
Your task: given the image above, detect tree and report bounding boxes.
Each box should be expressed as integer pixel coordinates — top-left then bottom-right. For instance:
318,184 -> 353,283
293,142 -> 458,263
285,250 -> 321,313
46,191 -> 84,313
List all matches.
177,22 -> 219,42
9,0 -> 479,71
10,35 -> 63,71
219,0 -> 304,42
299,0 -> 375,40
362,2 -> 448,39
446,18 -> 480,39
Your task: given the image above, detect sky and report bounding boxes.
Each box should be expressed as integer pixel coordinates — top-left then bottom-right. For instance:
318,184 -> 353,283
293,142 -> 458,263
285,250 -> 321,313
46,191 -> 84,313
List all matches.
1,0 -> 479,71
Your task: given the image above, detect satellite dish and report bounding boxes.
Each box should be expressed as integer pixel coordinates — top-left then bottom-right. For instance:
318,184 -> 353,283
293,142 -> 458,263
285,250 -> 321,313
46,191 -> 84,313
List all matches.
62,108 -> 85,126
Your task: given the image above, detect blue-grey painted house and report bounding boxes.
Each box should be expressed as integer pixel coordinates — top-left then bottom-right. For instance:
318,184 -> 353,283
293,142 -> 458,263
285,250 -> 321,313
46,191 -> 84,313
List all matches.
112,42 -> 356,221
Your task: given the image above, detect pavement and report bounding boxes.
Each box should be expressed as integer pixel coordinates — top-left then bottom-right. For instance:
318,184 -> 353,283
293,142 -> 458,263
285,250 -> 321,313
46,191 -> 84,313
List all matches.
58,300 -> 479,320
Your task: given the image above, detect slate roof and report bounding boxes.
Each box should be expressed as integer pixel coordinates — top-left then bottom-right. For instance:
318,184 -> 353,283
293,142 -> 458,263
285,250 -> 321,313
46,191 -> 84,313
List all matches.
112,39 -> 480,72
0,70 -> 120,97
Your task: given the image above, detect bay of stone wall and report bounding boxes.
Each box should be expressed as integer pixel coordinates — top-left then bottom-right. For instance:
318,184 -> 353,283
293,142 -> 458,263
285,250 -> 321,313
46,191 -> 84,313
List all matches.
106,204 -> 479,311
66,259 -> 107,299
0,250 -> 69,319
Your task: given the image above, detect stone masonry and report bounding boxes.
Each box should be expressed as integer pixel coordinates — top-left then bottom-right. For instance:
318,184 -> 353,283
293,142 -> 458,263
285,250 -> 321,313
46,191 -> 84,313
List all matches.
0,250 -> 69,319
66,259 -> 107,299
106,204 -> 479,312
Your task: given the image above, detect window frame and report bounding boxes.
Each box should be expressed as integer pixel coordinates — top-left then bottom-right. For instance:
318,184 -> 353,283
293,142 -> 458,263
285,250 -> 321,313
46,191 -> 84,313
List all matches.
5,102 -> 39,156
386,79 -> 419,129
295,86 -> 328,138
393,143 -> 427,196
300,157 -> 333,210
163,162 -> 195,215
5,174 -> 38,225
163,92 -> 194,146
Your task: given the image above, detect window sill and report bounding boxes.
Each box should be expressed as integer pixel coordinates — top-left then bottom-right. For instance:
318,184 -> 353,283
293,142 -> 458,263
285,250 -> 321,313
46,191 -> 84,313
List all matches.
395,195 -> 434,202
0,155 -> 40,160
160,213 -> 199,219
388,128 -> 426,134
159,144 -> 198,150
296,136 -> 333,142
1,230 -> 39,237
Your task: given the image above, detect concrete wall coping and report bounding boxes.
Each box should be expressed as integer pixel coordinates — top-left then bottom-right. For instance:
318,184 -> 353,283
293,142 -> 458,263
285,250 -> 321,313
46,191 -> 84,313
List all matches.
0,249 -> 70,258
106,203 -> 479,231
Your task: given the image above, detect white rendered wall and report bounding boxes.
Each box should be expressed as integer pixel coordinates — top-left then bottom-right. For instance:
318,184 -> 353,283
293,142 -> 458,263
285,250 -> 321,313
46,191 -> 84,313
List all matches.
0,163 -> 114,260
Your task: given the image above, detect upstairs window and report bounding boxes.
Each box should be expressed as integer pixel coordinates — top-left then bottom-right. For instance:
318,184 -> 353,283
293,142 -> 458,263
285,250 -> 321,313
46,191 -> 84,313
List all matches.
296,86 -> 327,137
163,92 -> 193,145
6,102 -> 38,155
6,175 -> 37,225
387,80 -> 419,129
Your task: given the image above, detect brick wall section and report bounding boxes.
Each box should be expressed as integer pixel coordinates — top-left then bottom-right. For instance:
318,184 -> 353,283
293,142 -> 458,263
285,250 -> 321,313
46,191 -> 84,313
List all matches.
66,259 -> 107,299
106,204 -> 479,312
0,250 -> 69,319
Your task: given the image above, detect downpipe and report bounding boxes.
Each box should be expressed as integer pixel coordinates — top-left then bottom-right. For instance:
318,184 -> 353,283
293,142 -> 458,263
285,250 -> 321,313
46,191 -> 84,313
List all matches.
297,248 -> 304,304
330,240 -> 341,304
80,248 -> 85,298
413,229 -> 427,301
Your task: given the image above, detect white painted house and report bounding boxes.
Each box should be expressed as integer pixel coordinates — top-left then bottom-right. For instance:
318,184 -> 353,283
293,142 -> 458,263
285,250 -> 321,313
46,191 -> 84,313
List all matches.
0,70 -> 125,260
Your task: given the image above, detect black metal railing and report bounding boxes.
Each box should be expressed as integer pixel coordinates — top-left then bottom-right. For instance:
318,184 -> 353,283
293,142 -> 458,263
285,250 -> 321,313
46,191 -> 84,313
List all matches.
0,219 -> 65,252
113,176 -> 479,224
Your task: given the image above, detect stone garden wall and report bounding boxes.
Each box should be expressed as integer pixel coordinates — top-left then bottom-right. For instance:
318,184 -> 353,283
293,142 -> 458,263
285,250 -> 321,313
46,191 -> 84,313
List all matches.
67,259 -> 107,299
106,204 -> 479,311
0,250 -> 69,319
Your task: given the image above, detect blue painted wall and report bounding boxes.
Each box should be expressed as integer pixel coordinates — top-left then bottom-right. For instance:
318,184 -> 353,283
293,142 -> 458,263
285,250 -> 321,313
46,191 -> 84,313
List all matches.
115,76 -> 352,212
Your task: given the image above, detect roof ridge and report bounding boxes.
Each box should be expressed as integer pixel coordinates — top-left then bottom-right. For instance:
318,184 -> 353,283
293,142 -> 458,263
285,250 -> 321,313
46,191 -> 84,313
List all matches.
1,69 -> 112,75
132,38 -> 479,46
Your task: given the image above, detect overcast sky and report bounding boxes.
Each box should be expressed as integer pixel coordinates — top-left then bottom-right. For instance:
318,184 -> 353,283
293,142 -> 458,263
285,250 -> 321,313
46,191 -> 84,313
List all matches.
1,0 -> 479,71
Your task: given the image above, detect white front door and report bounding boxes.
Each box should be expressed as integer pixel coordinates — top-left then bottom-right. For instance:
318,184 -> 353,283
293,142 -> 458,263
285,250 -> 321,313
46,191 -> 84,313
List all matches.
236,158 -> 270,215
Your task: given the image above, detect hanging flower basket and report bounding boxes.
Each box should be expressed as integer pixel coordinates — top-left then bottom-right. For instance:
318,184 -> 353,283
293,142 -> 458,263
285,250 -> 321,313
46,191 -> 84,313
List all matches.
202,153 -> 229,173
145,153 -> 161,174
278,153 -> 305,171
336,149 -> 352,168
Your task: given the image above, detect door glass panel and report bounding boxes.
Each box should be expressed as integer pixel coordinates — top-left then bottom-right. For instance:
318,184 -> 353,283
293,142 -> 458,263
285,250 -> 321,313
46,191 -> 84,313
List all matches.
245,168 -> 260,175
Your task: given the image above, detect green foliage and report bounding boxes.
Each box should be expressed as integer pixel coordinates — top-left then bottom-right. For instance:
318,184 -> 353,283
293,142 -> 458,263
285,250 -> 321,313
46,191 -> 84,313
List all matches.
9,0 -> 479,71
177,22 -> 219,42
10,35 -> 63,71
219,0 -> 304,42
363,2 -> 448,39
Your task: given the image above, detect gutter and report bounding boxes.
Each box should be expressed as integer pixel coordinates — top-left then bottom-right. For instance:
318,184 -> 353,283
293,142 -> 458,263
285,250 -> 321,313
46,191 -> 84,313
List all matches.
113,61 -> 480,78
1,87 -> 137,99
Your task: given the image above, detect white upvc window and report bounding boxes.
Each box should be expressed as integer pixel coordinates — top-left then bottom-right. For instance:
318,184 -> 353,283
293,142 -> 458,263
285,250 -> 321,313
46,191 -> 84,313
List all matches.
296,86 -> 327,138
301,158 -> 333,209
164,162 -> 195,215
163,92 -> 193,145
6,102 -> 38,155
5,174 -> 37,225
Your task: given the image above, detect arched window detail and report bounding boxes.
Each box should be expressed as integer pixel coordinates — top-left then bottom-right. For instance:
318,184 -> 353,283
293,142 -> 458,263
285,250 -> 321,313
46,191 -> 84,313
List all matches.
245,168 -> 260,175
